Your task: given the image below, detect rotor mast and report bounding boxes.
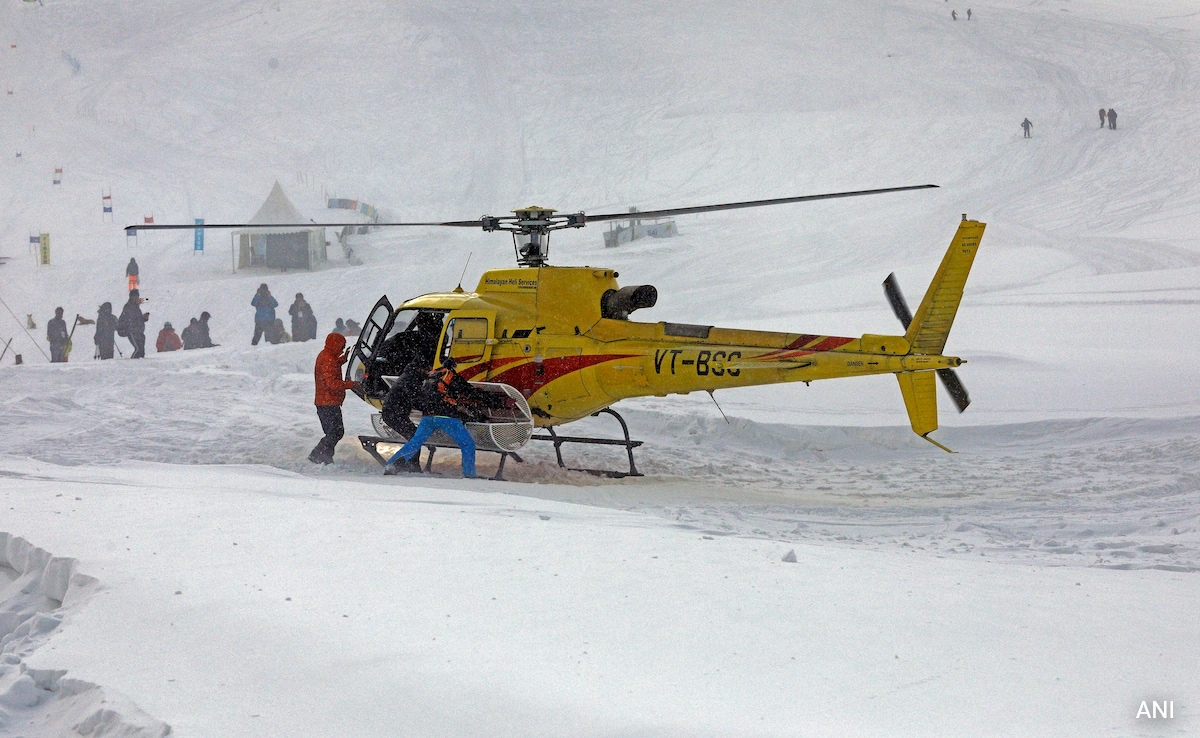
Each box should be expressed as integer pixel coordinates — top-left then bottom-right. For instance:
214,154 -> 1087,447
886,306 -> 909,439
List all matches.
481,206 -> 586,267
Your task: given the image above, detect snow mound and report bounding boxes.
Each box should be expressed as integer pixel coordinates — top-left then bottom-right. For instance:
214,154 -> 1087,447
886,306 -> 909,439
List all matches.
0,533 -> 170,738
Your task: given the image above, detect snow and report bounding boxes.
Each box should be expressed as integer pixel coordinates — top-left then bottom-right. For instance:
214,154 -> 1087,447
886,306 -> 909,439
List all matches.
1,0 -> 1198,735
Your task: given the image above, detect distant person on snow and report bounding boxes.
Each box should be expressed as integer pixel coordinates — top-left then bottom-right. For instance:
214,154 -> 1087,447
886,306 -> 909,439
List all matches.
265,318 -> 291,345
951,9 -> 957,20
309,332 -> 360,465
156,322 -> 182,352
117,289 -> 149,359
251,283 -> 278,346
47,307 -> 69,363
1107,108 -> 1117,129
288,293 -> 317,342
1021,118 -> 1033,138
197,311 -> 215,348
384,356 -> 493,479
126,257 -> 139,292
334,317 -> 346,335
344,318 -> 361,336
94,302 -> 118,360
181,318 -> 199,350
1099,108 -> 1107,128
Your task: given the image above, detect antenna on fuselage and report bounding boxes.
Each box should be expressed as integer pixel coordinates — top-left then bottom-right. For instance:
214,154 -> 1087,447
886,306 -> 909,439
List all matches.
455,252 -> 473,293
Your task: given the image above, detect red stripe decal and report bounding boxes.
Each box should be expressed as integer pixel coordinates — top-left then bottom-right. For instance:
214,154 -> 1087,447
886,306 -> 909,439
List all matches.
488,354 -> 639,394
458,356 -> 526,381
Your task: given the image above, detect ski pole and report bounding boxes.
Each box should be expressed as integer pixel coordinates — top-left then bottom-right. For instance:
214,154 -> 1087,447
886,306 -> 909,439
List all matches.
0,337 -> 12,362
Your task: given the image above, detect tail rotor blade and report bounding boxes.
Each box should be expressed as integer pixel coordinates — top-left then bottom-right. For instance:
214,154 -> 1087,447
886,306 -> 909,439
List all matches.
883,273 -> 913,329
936,368 -> 971,413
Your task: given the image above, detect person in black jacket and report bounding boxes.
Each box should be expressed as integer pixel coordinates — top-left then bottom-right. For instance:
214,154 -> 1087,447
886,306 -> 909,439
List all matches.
288,293 -> 317,342
383,357 -> 490,478
380,359 -> 426,439
181,318 -> 199,350
94,302 -> 118,359
197,311 -> 214,348
47,307 -> 69,362
117,289 -> 148,359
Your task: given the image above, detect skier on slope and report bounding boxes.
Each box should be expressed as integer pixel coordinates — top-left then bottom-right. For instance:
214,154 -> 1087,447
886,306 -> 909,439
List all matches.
126,257 -> 139,292
309,332 -> 360,464
1099,108 -> 1107,128
1021,118 -> 1033,138
46,307 -> 69,363
1107,108 -> 1117,129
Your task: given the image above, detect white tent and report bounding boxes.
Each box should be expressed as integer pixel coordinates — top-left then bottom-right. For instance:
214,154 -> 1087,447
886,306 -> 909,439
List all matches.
233,182 -> 327,271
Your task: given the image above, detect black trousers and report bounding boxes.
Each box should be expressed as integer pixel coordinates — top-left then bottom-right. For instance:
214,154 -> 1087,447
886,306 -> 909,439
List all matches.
97,342 -> 114,360
252,320 -> 269,345
310,405 -> 344,463
381,385 -> 418,439
129,334 -> 146,359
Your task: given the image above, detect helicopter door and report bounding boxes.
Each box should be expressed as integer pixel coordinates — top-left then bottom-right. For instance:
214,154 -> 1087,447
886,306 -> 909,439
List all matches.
437,312 -> 494,375
346,296 -> 394,397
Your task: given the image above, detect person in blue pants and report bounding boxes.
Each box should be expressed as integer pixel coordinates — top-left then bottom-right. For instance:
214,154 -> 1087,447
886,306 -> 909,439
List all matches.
385,416 -> 477,478
384,357 -> 487,478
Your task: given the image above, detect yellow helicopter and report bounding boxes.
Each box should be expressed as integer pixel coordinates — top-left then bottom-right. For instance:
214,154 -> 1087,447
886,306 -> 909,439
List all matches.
130,185 -> 983,477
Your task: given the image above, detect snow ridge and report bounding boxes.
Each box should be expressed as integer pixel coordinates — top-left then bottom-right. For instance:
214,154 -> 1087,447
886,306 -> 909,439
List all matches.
0,533 -> 170,738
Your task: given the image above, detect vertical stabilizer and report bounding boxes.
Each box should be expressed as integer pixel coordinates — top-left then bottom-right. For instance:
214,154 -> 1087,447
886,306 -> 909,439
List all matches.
905,219 -> 985,355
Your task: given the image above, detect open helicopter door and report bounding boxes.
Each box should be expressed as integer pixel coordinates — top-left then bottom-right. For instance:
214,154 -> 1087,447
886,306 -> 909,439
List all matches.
346,295 -> 393,399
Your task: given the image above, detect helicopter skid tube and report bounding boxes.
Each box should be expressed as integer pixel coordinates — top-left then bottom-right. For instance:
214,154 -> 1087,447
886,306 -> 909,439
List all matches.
358,435 -> 523,481
529,408 -> 644,478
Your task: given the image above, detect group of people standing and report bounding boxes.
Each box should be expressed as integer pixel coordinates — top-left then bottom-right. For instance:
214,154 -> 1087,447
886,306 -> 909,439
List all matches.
251,283 -> 319,345
45,258 -> 215,362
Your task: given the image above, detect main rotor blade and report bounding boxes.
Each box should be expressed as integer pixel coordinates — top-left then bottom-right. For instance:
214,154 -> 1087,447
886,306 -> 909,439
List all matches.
123,220 -> 483,232
936,368 -> 971,413
585,184 -> 938,223
882,272 -> 913,330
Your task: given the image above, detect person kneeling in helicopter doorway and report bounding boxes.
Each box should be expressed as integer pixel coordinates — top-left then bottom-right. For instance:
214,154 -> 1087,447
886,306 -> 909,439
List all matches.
383,356 -> 489,478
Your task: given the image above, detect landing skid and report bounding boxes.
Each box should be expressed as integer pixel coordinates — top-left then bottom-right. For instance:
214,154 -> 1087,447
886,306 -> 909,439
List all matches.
529,408 -> 644,478
359,407 -> 644,480
358,435 -> 523,481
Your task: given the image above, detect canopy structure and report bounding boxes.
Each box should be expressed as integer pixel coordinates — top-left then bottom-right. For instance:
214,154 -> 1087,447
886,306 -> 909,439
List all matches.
233,182 -> 327,271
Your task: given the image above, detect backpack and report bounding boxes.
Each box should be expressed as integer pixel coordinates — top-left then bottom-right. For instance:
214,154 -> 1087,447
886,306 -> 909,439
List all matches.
116,312 -> 128,338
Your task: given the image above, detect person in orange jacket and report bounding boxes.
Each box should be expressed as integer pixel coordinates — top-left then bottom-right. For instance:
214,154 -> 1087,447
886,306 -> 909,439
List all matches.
309,332 -> 360,464
156,322 -> 182,352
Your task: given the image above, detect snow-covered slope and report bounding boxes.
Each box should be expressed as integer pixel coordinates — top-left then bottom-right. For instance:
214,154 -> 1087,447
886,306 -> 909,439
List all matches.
1,0 -> 1199,735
